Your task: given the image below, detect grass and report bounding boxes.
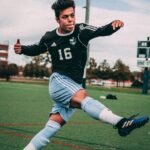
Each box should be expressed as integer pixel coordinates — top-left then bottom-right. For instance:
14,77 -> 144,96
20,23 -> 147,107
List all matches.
0,81 -> 150,150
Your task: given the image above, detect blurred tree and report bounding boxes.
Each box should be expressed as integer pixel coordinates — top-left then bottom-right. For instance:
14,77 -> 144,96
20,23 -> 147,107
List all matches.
23,63 -> 34,77
97,59 -> 112,79
86,57 -> 98,79
32,52 -> 51,67
23,62 -> 51,78
8,63 -> 18,76
112,59 -> 132,87
0,63 -> 18,81
89,57 -> 97,70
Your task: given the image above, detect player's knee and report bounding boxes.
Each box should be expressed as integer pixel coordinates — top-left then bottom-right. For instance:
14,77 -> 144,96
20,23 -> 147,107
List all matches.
71,89 -> 87,108
73,89 -> 87,101
49,113 -> 66,126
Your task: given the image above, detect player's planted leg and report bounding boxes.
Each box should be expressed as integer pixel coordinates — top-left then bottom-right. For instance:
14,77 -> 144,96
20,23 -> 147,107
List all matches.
23,120 -> 61,150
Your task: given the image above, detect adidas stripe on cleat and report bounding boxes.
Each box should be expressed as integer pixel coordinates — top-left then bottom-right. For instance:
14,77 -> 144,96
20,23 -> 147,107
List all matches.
115,116 -> 149,136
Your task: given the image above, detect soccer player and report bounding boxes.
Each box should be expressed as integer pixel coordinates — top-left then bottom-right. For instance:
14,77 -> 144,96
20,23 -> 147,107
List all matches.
14,0 -> 149,149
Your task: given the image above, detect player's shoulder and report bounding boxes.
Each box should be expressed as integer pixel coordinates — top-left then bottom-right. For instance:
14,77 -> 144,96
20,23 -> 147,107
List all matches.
76,23 -> 98,32
75,23 -> 86,31
42,29 -> 58,41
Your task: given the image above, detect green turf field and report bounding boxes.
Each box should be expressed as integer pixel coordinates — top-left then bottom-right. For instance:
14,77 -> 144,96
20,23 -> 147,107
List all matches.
0,82 -> 150,150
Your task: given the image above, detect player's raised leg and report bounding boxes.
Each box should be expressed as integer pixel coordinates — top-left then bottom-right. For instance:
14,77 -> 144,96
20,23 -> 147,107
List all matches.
71,90 -> 123,125
71,89 -> 149,136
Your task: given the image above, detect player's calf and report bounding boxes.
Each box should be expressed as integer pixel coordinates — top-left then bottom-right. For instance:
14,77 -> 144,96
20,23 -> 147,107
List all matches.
23,120 -> 61,150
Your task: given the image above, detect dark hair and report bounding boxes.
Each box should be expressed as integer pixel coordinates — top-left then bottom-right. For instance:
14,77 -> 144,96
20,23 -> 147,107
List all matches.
51,0 -> 75,19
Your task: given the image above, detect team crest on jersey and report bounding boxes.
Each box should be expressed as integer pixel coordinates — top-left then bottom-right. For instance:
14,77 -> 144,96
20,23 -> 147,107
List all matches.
69,37 -> 76,45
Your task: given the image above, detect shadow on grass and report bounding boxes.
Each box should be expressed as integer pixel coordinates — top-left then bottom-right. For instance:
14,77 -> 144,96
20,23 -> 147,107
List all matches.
0,126 -> 35,134
54,135 -> 127,150
0,142 -> 21,150
0,126 -> 127,150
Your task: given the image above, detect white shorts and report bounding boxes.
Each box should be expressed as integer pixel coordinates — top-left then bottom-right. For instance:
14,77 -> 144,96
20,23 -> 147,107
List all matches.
49,72 -> 83,122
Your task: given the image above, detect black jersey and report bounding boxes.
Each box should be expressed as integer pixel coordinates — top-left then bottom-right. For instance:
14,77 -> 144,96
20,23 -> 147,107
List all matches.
21,22 -> 119,83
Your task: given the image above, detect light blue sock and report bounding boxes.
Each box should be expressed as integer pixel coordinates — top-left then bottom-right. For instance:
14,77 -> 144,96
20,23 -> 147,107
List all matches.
81,97 -> 122,125
24,120 -> 61,150
81,96 -> 106,120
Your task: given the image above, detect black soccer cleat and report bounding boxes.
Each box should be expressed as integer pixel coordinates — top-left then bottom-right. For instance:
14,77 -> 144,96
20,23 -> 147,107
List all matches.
115,116 -> 149,136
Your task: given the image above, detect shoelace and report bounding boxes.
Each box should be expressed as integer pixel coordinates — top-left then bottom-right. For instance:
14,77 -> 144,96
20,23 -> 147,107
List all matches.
128,113 -> 140,119
113,113 -> 140,129
121,113 -> 140,128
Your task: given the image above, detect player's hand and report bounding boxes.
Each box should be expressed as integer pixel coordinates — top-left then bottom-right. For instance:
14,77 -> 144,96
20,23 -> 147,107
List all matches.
112,20 -> 124,30
14,39 -> 22,54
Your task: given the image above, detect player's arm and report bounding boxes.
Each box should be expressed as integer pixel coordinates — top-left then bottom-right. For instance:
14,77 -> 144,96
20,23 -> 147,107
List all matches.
14,36 -> 47,56
97,20 -> 124,36
79,20 -> 124,43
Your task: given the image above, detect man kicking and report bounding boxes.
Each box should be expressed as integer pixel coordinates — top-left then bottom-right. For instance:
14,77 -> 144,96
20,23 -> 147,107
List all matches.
14,0 -> 149,149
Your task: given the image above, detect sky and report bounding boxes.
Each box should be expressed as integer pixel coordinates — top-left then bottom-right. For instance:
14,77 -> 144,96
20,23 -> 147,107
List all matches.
0,0 -> 150,71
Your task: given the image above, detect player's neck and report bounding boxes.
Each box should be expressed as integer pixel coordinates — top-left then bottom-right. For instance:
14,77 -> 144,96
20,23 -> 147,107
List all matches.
56,27 -> 74,36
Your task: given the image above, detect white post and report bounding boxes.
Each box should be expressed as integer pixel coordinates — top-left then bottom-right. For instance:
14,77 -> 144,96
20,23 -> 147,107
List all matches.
83,0 -> 90,88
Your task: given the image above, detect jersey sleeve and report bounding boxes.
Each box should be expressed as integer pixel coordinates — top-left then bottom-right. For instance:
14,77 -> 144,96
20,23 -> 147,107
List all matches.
21,34 -> 48,56
78,22 -> 120,44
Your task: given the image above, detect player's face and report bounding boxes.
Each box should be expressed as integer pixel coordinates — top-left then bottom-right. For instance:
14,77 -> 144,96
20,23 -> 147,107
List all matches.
57,7 -> 75,34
